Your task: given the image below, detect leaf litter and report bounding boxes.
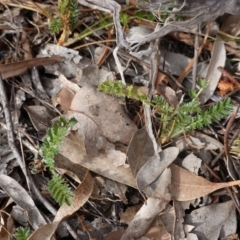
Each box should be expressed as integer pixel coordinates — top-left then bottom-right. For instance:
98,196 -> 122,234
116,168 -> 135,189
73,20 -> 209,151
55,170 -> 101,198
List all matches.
1,0 -> 240,239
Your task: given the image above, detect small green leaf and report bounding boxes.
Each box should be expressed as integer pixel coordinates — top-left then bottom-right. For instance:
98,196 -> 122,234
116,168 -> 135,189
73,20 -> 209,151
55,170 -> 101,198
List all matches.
68,117 -> 78,127
15,227 -> 31,240
48,174 -> 74,206
120,12 -> 130,27
49,18 -> 62,34
197,78 -> 208,89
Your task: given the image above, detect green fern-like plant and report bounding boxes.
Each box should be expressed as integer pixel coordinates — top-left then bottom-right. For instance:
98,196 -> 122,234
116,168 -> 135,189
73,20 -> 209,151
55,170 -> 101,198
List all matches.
40,116 -> 77,205
49,0 -> 79,34
49,18 -> 62,34
98,80 -> 233,143
48,174 -> 74,206
14,227 -> 31,240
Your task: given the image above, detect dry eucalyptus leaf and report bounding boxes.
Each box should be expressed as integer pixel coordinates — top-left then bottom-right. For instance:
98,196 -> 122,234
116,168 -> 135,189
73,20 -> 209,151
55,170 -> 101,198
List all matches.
199,40 -> 226,103
184,201 -> 236,240
105,226 -> 171,240
159,48 -> 208,80
0,175 -> 46,230
174,132 -> 222,152
127,127 -> 155,177
55,87 -> 74,114
0,199 -> 14,240
119,204 -> 142,225
173,201 -> 186,240
170,164 -> 240,201
158,206 -> 175,237
77,65 -> 115,87
11,205 -> 28,227
221,15 -> 240,36
121,196 -> 170,240
38,44 -> 82,78
70,85 -> 137,145
59,113 -> 137,188
29,172 -> 94,240
149,168 -> 172,199
29,222 -> 59,240
136,147 -> 179,192
181,153 -> 202,175
23,105 -> 55,133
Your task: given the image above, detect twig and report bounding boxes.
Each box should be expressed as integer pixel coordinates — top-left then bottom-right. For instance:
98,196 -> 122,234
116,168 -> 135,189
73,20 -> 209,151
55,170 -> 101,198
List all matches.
192,24 -> 200,89
113,46 -> 126,85
0,74 -> 28,180
224,105 -> 240,180
59,74 -> 80,93
77,0 -> 129,49
149,25 -> 160,98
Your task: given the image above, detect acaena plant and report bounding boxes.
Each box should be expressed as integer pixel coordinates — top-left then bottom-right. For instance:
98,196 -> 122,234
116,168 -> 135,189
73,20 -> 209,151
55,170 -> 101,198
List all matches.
98,79 -> 233,144
40,116 -> 77,206
14,227 -> 31,240
49,0 -> 79,45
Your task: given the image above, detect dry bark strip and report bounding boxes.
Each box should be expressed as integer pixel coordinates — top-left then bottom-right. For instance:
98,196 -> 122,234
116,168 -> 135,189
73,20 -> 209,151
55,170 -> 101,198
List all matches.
78,0 -> 240,48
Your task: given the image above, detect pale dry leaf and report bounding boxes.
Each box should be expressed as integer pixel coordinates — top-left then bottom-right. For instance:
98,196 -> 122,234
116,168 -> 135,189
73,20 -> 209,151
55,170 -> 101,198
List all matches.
119,204 -> 142,224
121,197 -> 169,240
104,230 -> 126,240
187,233 -> 198,240
136,147 -> 179,192
59,113 -> 137,188
38,44 -> 82,78
54,86 -> 74,114
185,201 -> 236,240
146,167 -> 172,199
181,153 -> 202,175
55,171 -> 94,221
77,65 -> 115,87
174,132 -> 222,152
0,200 -> 14,240
103,179 -> 128,202
11,205 -> 28,226
127,127 -> 155,177
159,48 -> 208,79
221,15 -> 240,36
70,85 -> 137,144
199,40 -> 226,103
170,164 -> 240,201
126,26 -> 152,42
29,221 -> 59,240
57,168 -> 81,183
105,226 -> 171,240
55,153 -> 88,182
155,85 -> 179,108
173,201 -> 186,240
0,175 -> 46,230
23,105 -> 55,132
120,169 -> 171,239
159,205 -> 175,236
29,171 -> 94,240
58,74 -> 80,93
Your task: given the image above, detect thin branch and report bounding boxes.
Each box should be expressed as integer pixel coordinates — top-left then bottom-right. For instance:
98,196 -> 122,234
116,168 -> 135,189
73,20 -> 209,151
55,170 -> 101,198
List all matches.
0,74 -> 28,179
192,24 -> 199,89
